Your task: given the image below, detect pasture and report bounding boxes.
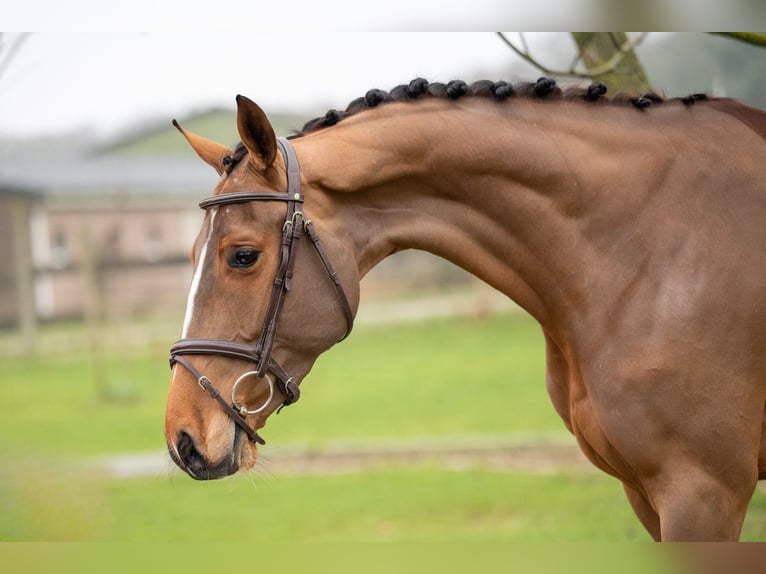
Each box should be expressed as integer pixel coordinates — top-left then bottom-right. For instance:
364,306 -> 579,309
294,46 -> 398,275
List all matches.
2,309 -> 766,541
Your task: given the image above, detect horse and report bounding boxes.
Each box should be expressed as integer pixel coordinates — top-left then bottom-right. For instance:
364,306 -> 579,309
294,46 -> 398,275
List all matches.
164,77 -> 766,541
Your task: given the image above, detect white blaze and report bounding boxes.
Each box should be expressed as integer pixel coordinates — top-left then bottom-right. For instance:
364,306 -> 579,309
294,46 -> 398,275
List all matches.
181,209 -> 217,338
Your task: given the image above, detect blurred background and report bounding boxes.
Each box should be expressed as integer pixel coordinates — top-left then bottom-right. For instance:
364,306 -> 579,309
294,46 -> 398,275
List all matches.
1,31 -> 766,544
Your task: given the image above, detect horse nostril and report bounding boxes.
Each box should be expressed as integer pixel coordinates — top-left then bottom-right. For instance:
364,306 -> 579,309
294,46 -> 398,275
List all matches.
170,429 -> 239,480
176,431 -> 208,478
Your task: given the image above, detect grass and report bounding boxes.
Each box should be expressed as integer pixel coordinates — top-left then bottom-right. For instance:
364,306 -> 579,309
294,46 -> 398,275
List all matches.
0,311 -> 560,457
271,310 -> 561,444
2,311 -> 766,542
0,449 -> 647,541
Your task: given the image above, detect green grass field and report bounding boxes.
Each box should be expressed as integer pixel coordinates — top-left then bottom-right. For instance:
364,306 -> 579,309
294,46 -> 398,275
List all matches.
2,311 -> 766,541
0,311 -> 561,456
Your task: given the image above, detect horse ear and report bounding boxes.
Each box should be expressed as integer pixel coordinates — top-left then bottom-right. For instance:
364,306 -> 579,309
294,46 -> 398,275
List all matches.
236,95 -> 277,170
172,120 -> 232,176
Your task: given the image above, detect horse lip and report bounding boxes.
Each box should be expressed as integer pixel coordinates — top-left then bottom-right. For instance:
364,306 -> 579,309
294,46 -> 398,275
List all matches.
189,430 -> 242,480
166,427 -> 242,481
186,455 -> 239,481
167,440 -> 187,472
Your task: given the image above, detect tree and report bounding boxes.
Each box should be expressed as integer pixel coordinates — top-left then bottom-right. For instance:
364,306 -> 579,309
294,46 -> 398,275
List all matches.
498,32 -> 766,95
570,33 -> 651,93
497,32 -> 651,93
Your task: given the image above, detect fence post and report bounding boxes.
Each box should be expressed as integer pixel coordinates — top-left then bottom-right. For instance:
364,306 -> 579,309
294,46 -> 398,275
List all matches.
79,226 -> 110,399
11,197 -> 37,353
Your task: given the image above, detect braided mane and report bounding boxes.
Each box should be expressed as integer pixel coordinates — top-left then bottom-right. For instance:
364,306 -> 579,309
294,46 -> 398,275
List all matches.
296,77 -> 707,136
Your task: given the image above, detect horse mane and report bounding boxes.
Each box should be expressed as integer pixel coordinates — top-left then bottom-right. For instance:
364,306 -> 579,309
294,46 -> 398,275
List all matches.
295,77 -> 709,136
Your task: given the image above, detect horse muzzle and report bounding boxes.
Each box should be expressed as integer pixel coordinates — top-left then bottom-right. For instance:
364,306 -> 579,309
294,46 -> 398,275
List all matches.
167,424 -> 252,480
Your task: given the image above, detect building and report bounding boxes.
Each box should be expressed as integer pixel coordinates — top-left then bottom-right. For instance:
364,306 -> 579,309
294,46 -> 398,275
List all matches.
0,108 -> 476,342
0,153 -> 213,327
0,109 -> 238,330
0,184 -> 42,348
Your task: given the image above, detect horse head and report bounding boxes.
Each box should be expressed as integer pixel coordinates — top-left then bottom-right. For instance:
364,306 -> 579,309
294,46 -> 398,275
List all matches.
165,96 -> 358,480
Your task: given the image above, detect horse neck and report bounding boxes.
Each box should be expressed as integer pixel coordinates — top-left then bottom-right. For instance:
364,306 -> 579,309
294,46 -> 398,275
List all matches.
296,99 -> 654,329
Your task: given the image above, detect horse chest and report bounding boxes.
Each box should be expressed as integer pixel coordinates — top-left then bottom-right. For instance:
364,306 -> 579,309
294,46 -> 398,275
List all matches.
543,334 -> 642,485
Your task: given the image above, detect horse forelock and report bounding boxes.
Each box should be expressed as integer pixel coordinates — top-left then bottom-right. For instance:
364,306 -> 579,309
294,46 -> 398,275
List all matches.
222,142 -> 249,173
296,77 -> 713,136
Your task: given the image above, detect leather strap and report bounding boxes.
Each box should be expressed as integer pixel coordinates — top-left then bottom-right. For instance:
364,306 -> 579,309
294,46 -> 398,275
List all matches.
279,137 -> 302,199
304,220 -> 354,340
254,138 -> 303,377
199,191 -> 301,210
169,339 -> 300,404
171,355 -> 266,445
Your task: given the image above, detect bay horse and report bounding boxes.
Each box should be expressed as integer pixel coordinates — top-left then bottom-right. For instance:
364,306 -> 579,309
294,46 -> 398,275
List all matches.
164,78 -> 766,541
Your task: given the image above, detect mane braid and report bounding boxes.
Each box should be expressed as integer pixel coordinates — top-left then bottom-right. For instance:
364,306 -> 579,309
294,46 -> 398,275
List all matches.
295,77 -> 709,136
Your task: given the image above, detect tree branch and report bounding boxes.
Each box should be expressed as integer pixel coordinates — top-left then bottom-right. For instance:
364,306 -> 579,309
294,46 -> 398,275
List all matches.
710,32 -> 766,48
0,33 -> 31,83
496,32 -> 649,80
582,33 -> 649,76
495,32 -> 583,78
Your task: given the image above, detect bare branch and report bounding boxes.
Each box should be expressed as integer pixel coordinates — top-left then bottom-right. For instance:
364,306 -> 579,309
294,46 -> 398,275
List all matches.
710,32 -> 766,48
583,33 -> 649,77
496,32 -> 650,80
518,32 -> 530,55
0,33 -> 31,82
496,32 -> 590,79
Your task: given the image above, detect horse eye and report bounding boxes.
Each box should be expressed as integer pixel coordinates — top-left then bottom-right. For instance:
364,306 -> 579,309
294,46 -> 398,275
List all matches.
229,249 -> 260,268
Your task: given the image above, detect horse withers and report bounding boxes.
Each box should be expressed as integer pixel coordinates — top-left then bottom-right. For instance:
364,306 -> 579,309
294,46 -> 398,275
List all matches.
165,78 -> 766,540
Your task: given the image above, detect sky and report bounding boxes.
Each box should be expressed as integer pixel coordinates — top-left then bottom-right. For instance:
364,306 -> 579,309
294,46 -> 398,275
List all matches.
0,32 -> 562,140
2,0 -> 764,141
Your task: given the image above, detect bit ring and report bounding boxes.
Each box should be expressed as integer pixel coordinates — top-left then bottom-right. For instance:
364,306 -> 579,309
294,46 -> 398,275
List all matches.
231,371 -> 274,415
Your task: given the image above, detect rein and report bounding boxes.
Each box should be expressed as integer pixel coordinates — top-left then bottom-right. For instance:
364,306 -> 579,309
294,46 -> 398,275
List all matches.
169,137 -> 354,446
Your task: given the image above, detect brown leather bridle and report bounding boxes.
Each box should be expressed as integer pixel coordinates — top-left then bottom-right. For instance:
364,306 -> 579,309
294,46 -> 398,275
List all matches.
169,137 -> 354,445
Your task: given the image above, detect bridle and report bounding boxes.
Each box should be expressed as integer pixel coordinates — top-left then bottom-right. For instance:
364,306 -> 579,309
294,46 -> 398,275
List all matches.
169,137 -> 354,446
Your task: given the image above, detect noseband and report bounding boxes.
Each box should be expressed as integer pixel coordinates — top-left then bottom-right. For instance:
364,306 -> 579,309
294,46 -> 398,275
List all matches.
169,138 -> 354,445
